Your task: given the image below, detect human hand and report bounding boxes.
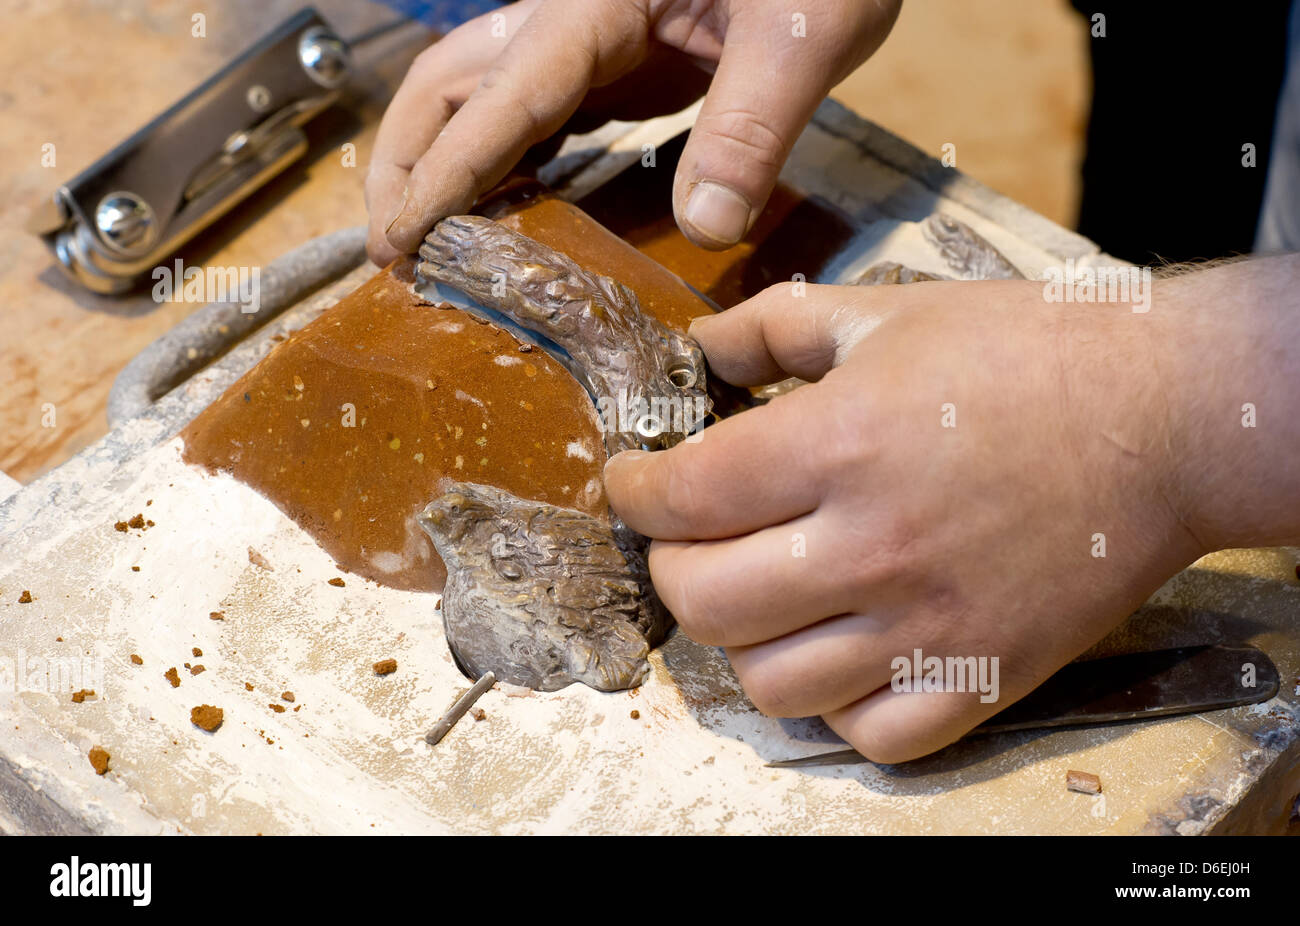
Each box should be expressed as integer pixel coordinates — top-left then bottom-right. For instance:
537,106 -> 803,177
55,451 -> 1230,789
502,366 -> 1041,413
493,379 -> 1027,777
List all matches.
366,0 -> 902,265
603,277 -> 1231,762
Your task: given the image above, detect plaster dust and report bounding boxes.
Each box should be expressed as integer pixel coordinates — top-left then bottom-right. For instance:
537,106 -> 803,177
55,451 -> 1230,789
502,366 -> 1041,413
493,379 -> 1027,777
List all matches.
0,435 -> 1295,833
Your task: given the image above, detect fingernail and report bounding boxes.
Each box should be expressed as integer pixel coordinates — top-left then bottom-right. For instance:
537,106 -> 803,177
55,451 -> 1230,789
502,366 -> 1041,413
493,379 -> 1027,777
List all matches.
687,313 -> 716,338
683,181 -> 750,246
384,187 -> 410,236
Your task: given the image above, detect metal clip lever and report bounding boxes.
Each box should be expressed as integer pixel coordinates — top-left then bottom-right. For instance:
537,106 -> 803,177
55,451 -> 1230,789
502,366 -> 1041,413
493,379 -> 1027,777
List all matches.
28,7 -> 353,294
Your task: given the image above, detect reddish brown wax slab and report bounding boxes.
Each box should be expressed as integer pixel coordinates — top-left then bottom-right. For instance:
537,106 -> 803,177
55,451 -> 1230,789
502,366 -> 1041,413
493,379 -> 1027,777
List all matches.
180,260 -> 608,592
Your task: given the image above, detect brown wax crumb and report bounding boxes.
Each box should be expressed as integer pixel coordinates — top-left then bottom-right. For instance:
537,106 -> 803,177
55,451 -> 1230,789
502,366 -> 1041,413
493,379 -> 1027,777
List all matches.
328,577 -> 346,587
1066,769 -> 1102,795
164,667 -> 180,688
131,565 -> 140,572
630,710 -> 640,720
281,691 -> 295,702
71,689 -> 96,703
244,682 -> 255,691
470,707 -> 487,722
146,520 -> 154,527
293,705 -> 301,712
114,520 -> 129,532
191,705 -> 224,732
128,514 -> 145,529
247,547 -> 273,570
88,746 -> 110,775
190,665 -> 205,675
209,610 -> 225,620
269,703 -> 286,713
129,654 -> 143,665
17,590 -> 32,604
192,647 -> 203,657
434,598 -> 442,610
373,658 -> 397,676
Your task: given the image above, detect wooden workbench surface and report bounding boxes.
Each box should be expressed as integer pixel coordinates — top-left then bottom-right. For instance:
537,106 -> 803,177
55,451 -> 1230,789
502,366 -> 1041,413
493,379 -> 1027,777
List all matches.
0,0 -> 423,482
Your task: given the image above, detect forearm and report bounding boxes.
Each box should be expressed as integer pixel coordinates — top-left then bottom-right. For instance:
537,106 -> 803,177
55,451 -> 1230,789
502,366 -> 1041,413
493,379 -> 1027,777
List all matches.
1162,254 -> 1300,550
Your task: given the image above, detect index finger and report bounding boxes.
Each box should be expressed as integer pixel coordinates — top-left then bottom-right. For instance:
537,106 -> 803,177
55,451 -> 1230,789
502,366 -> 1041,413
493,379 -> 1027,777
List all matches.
384,0 -> 653,254
365,1 -> 543,265
603,382 -> 835,541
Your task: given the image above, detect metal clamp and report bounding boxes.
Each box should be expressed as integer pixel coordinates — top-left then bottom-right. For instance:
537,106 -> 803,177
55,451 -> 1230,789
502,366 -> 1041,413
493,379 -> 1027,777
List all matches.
27,8 -> 352,294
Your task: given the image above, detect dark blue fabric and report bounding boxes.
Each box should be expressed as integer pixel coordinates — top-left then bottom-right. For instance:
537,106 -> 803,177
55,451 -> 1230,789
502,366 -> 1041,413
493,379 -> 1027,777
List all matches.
369,0 -> 506,32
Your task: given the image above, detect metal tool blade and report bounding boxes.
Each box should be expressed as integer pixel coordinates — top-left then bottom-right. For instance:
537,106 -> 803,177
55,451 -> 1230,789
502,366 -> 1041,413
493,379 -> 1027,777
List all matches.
767,644 -> 1280,768
414,277 -> 587,385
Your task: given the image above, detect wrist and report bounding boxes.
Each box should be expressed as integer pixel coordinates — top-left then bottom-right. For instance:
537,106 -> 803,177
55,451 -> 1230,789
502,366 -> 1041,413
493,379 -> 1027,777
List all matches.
1158,256 -> 1300,551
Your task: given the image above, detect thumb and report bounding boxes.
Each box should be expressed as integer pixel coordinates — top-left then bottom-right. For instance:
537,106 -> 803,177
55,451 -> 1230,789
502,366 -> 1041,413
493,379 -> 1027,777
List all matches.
689,282 -> 892,385
672,4 -> 894,249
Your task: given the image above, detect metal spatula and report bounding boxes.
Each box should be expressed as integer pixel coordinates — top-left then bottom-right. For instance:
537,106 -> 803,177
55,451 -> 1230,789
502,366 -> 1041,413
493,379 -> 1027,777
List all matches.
768,644 -> 1280,768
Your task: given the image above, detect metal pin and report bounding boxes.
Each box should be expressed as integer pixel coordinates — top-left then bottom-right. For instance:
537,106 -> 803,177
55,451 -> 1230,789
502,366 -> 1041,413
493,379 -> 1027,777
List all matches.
424,671 -> 496,746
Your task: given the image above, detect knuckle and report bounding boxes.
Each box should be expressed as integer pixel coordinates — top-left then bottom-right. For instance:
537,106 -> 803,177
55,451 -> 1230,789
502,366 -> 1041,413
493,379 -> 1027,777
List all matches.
450,154 -> 489,204
818,396 -> 879,471
672,596 -> 729,648
839,517 -> 913,595
736,662 -> 802,718
756,280 -> 798,306
700,109 -> 788,170
410,44 -> 451,82
853,733 -> 915,766
842,717 -> 917,765
475,71 -> 554,144
847,546 -> 907,596
654,458 -> 707,531
657,567 -> 728,646
478,62 -> 512,94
